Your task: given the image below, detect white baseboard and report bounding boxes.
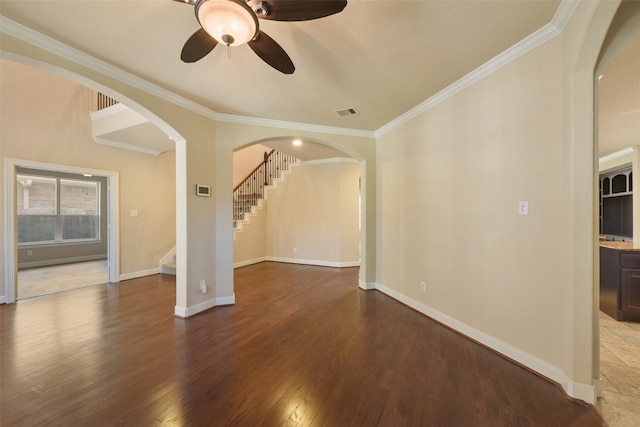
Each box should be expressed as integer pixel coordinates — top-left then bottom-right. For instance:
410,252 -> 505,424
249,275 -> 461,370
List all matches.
18,254 -> 107,270
359,280 -> 376,290
234,257 -> 267,268
266,256 -> 360,268
119,267 -> 160,281
0,295 -> 6,304
563,374 -> 597,404
216,294 -> 236,306
373,282 -> 596,404
594,377 -> 604,399
174,293 -> 236,318
234,257 -> 359,269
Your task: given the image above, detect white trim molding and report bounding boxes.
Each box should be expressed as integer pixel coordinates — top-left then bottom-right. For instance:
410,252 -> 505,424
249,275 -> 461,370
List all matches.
0,16 -> 374,139
234,257 -> 267,269
373,282 -> 596,404
267,256 -> 360,268
0,1 -> 579,140
214,112 -> 374,138
3,158 -> 120,304
119,268 -> 160,282
306,157 -> 360,166
94,137 -> 162,156
174,294 -> 236,318
358,280 -> 376,291
234,257 -> 361,269
599,147 -> 635,165
375,0 -> 579,137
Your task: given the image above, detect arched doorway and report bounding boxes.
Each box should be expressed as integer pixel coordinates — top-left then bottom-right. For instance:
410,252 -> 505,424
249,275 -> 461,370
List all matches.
592,1 -> 640,421
232,138 -> 362,272
1,54 -> 185,304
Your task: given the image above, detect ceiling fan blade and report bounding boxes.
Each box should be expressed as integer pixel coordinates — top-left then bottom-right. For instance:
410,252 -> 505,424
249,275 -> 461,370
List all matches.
171,0 -> 197,4
254,0 -> 347,21
248,30 -> 295,74
181,28 -> 218,63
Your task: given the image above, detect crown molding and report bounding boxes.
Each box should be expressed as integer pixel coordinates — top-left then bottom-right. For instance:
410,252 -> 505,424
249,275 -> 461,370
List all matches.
375,0 -> 579,137
214,112 -> 374,138
599,147 -> 636,164
1,0 -> 579,141
0,16 -> 374,139
94,137 -> 162,156
306,157 -> 360,165
88,102 -> 130,120
0,16 -> 218,120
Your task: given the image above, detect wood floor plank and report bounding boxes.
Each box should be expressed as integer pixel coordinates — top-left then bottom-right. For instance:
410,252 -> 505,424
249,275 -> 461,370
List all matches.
1,262 -> 603,426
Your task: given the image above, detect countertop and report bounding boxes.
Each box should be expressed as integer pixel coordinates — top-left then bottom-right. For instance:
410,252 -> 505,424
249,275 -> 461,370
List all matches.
599,240 -> 640,251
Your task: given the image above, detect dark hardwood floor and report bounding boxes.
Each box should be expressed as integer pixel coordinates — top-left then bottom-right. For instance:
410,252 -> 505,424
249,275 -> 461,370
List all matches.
1,262 -> 603,426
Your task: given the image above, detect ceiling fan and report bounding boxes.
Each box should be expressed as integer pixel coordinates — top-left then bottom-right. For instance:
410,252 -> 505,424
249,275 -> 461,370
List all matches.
173,0 -> 348,74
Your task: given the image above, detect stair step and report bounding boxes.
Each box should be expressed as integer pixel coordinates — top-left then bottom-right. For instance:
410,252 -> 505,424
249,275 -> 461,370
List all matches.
233,153 -> 298,233
161,262 -> 176,275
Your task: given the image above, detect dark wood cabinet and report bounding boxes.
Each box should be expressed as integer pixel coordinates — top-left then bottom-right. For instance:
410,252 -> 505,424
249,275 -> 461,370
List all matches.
600,246 -> 640,321
622,269 -> 640,318
599,168 -> 633,238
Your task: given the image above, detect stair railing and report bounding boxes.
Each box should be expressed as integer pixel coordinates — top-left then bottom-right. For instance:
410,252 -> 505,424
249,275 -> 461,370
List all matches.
95,92 -> 119,111
233,150 -> 297,226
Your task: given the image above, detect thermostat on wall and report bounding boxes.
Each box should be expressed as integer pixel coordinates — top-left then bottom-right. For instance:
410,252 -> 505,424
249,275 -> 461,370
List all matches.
196,184 -> 211,197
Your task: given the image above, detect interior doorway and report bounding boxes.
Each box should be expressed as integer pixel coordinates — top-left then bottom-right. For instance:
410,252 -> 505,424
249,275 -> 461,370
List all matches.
593,2 -> 640,423
14,167 -> 110,299
232,139 -> 362,272
3,158 -> 120,303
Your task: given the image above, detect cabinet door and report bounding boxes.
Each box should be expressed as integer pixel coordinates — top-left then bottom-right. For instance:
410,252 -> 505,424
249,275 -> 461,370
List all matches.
621,269 -> 640,315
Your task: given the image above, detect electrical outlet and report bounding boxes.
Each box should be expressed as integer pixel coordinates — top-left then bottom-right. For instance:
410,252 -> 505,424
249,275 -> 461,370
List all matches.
293,247 -> 298,253
199,279 -> 207,294
27,250 -> 33,256
420,281 -> 426,292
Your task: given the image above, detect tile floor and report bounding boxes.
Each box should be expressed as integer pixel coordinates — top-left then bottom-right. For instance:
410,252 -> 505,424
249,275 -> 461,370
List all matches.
597,311 -> 640,427
17,260 -> 109,299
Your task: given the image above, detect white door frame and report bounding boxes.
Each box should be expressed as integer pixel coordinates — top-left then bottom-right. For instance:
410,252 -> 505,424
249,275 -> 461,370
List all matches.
3,158 -> 119,303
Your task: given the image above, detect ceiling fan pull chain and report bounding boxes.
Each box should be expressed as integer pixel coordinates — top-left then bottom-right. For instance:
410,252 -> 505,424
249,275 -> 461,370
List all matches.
227,45 -> 231,59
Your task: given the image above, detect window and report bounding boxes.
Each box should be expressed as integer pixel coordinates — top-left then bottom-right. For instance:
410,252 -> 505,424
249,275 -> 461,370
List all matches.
17,174 -> 101,244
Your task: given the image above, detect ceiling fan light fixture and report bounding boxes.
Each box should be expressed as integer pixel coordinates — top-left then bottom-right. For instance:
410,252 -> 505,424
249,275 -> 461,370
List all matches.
196,0 -> 258,47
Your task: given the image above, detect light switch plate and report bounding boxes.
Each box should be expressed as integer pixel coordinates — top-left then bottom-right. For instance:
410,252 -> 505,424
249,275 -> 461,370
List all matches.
519,201 -> 528,215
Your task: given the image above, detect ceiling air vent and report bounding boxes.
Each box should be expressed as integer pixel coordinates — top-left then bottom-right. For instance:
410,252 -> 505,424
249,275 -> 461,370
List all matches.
334,107 -> 359,117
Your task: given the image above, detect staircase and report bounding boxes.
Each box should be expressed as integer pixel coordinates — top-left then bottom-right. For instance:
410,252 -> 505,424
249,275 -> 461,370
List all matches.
160,150 -> 297,274
89,92 -> 174,155
233,150 -> 298,231
160,249 -> 176,275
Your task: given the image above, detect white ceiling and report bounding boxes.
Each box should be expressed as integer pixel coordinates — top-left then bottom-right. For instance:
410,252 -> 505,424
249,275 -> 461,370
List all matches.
0,0 -> 637,158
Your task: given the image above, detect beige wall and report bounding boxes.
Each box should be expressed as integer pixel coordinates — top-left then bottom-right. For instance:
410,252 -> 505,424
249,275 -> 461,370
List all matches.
233,201 -> 267,266
233,143 -> 269,187
234,158 -> 360,267
267,159 -> 360,265
0,35 -> 374,310
214,121 -> 376,287
0,60 -> 176,289
374,1 -> 620,401
0,32 -> 220,313
1,0 -> 624,402
377,36 -> 567,362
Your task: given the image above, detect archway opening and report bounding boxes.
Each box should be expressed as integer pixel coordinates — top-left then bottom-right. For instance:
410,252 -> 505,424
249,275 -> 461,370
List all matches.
232,137 -> 364,281
1,55 -> 184,306
592,1 -> 640,421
